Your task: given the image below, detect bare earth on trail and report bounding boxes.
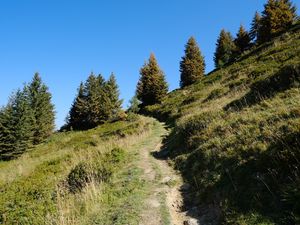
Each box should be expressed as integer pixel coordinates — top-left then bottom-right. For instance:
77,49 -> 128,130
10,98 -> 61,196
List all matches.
138,123 -> 199,225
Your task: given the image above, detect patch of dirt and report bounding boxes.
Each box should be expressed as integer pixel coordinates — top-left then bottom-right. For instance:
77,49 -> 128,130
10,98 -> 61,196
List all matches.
138,125 -> 200,225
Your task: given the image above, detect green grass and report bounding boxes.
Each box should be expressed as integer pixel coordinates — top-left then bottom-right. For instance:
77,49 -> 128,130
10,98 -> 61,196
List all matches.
145,24 -> 300,224
0,116 -> 162,225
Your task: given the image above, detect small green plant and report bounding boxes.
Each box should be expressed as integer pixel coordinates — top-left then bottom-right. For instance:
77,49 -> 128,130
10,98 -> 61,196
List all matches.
67,162 -> 91,193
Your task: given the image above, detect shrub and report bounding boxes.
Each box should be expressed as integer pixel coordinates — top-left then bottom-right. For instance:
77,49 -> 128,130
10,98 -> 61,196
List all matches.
67,147 -> 126,193
67,163 -> 91,193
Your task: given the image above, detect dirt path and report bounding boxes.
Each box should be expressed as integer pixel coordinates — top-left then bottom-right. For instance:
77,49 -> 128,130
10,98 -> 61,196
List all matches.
138,122 -> 199,225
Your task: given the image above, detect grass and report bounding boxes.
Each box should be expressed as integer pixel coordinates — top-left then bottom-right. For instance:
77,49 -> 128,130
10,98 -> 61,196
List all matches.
0,115 -> 162,225
145,23 -> 300,224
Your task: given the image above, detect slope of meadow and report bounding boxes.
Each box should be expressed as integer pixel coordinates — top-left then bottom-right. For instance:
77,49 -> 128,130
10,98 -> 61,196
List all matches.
146,22 -> 300,224
0,115 -> 162,224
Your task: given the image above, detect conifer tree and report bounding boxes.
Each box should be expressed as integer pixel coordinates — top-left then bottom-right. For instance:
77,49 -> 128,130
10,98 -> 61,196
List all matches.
128,95 -> 141,113
136,53 -> 168,107
0,103 -> 15,159
68,82 -> 87,130
85,73 -> 102,127
234,25 -> 251,53
249,11 -> 262,42
258,0 -> 297,43
105,73 -> 123,119
27,73 -> 55,144
180,37 -> 205,88
11,89 -> 34,155
66,72 -> 124,130
0,89 -> 34,160
214,30 -> 237,68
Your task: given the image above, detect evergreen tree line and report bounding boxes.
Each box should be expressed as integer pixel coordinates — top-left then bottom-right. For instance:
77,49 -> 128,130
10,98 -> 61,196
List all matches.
65,73 -> 123,130
0,73 -> 55,160
136,0 -> 297,109
214,0 -> 297,68
0,0 -> 297,159
135,37 -> 205,110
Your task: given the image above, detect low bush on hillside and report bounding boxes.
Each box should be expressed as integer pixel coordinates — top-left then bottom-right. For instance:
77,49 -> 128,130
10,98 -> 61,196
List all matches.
67,147 -> 126,193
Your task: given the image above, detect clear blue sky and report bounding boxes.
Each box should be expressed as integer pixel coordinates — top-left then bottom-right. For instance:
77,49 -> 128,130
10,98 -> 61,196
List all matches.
0,1 -> 299,128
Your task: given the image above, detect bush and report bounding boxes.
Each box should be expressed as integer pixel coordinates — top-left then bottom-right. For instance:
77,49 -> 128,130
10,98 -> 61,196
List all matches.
67,147 -> 126,193
67,163 -> 91,193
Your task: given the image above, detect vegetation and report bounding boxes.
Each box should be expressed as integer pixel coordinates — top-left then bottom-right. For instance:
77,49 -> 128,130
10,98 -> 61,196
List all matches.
0,116 -> 162,224
250,11 -> 262,42
180,37 -> 206,88
258,0 -> 297,43
136,53 -> 168,108
214,29 -> 237,68
0,73 -> 55,160
145,22 -> 300,224
66,73 -> 123,130
234,25 -> 251,54
0,1 -> 299,224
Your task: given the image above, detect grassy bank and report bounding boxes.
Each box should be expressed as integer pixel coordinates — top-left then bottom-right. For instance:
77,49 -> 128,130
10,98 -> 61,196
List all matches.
145,23 -> 300,224
0,115 -> 162,224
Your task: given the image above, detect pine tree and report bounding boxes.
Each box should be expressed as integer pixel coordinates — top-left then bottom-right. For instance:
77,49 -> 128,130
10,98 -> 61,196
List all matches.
249,11 -> 262,42
214,29 -> 237,68
258,0 -> 297,43
180,37 -> 206,88
105,73 -> 123,119
235,25 -> 251,53
27,73 -> 55,144
68,82 -> 88,130
136,53 -> 168,107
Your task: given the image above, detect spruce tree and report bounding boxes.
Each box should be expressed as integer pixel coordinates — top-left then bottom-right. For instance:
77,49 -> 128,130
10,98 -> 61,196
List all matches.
83,73 -> 111,128
180,37 -> 205,88
105,73 -> 123,119
0,89 -> 34,160
96,74 -> 111,123
27,73 -> 55,144
214,29 -> 237,68
249,11 -> 262,42
136,53 -> 168,107
11,89 -> 34,156
0,103 -> 15,159
128,95 -> 141,113
258,0 -> 297,43
85,73 -> 102,127
235,25 -> 251,53
68,82 -> 88,130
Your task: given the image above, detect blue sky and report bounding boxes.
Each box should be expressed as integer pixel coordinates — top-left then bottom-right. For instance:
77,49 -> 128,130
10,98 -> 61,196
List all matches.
0,1 -> 299,128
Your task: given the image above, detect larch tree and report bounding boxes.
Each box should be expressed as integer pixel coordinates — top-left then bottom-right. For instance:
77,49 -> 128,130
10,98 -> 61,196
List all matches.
27,73 -> 55,144
136,53 -> 168,107
180,37 -> 205,88
214,29 -> 237,68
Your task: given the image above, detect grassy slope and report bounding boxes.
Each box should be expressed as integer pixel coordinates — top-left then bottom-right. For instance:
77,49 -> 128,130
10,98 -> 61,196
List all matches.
0,115 -> 164,225
145,23 -> 300,224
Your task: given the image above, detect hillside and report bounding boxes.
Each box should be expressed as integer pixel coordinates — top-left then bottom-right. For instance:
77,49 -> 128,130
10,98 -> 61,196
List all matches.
145,23 -> 300,224
0,116 -> 165,224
